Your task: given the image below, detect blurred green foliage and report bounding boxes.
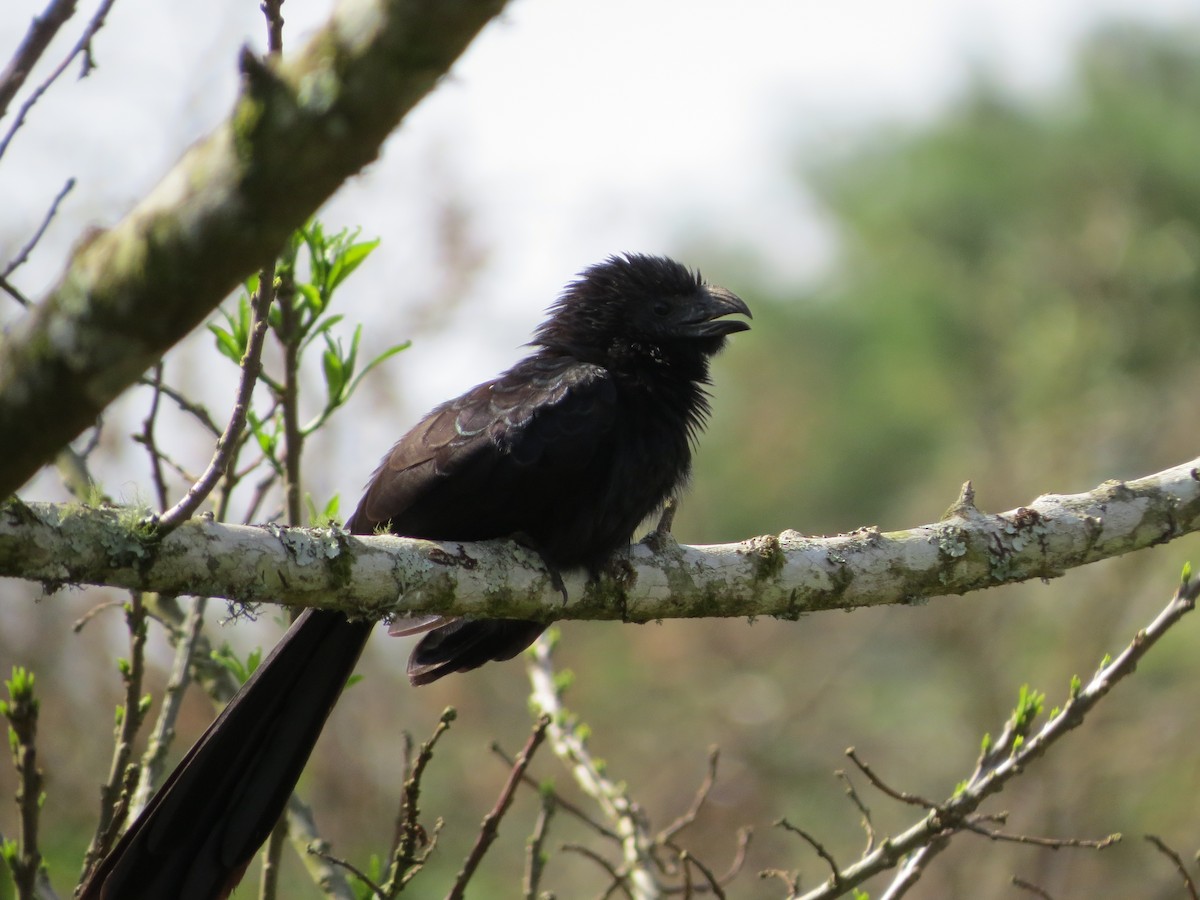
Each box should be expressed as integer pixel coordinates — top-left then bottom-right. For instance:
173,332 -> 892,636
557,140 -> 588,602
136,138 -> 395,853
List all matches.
670,21 -> 1200,897
696,24 -> 1200,542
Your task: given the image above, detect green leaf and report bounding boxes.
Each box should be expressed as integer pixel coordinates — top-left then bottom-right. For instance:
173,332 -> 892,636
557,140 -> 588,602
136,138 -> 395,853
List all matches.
211,645 -> 265,685
208,325 -> 242,363
299,313 -> 345,353
305,493 -> 341,526
328,238 -> 380,292
343,340 -> 411,402
322,343 -> 347,406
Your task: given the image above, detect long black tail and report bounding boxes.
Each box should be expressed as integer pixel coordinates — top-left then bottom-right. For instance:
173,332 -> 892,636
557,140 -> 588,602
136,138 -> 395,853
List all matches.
78,608 -> 371,900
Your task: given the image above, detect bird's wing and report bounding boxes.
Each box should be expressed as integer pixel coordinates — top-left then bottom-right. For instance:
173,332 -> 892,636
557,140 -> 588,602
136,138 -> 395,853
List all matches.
349,357 -> 618,542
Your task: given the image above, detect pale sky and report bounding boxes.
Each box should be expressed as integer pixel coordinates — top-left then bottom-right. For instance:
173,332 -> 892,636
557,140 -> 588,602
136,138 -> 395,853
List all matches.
2,0 -> 1197,492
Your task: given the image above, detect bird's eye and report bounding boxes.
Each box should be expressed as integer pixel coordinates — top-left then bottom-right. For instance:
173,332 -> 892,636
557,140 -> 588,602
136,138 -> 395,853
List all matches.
652,300 -> 671,317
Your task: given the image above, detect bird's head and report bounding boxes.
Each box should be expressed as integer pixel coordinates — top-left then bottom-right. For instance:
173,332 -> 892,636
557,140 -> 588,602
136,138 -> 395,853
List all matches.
534,254 -> 751,368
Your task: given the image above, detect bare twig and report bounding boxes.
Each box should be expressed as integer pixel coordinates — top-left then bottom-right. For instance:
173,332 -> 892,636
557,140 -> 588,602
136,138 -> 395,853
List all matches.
128,596 -> 205,817
962,821 -> 1119,850
389,731 -> 415,860
844,748 -> 937,809
275,267 -> 304,528
562,843 -> 634,899
0,0 -> 119,162
835,770 -> 875,856
1145,834 -> 1200,900
79,592 -> 149,878
0,176 -> 75,307
1011,877 -> 1055,899
1,178 -> 75,289
153,273 -> 275,534
0,275 -> 32,306
384,708 -> 456,893
133,377 -> 220,436
447,715 -> 551,900
0,0 -> 77,118
139,363 -> 170,509
758,868 -> 799,896
258,815 -> 288,900
678,849 -> 725,899
307,844 -> 386,899
523,788 -> 556,899
777,818 -> 840,887
286,800 -> 355,900
659,746 -> 719,843
491,741 -> 621,841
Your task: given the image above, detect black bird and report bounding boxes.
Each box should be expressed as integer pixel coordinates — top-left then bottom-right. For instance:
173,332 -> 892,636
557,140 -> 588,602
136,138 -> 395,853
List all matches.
79,253 -> 750,899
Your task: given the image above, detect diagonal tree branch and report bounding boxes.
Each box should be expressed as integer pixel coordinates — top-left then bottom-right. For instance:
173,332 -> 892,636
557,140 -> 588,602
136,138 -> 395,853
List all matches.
0,0 -> 508,497
0,456 -> 1197,623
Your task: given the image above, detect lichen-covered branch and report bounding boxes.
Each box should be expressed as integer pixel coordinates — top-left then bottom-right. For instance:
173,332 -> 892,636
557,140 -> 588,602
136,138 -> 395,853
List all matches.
0,0 -> 508,497
1,456 -> 1197,624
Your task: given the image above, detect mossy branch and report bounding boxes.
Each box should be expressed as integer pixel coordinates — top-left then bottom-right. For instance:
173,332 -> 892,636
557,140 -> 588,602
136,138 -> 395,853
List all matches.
0,0 -> 508,497
0,456 -> 1197,624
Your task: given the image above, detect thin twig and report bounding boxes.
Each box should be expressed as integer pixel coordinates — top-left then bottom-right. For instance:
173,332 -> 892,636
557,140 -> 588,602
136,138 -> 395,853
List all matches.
561,843 -> 634,899
140,363 -> 170,509
962,820 -> 1120,850
758,868 -> 799,896
79,592 -> 149,878
275,265 -> 304,528
259,816 -> 288,900
447,715 -> 551,899
491,741 -> 621,841
2,177 -> 75,284
776,818 -> 840,887
0,0 -> 120,162
389,730 -> 415,861
835,769 -> 875,855
659,746 -> 719,843
0,275 -> 32,306
1011,876 -> 1055,899
678,849 -> 725,899
153,271 -> 275,534
0,0 -> 78,118
384,709 -> 456,893
134,377 -> 220,435
129,596 -> 206,818
844,748 -> 937,809
287,800 -> 355,900
524,791 -> 556,900
307,844 -> 386,898
1145,834 -> 1200,900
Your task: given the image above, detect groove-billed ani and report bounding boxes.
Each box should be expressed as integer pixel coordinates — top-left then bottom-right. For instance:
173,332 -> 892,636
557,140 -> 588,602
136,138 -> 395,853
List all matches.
79,253 -> 749,899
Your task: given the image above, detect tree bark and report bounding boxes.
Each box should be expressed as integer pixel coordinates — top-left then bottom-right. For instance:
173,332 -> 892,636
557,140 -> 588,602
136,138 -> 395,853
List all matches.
2,456 -> 1197,623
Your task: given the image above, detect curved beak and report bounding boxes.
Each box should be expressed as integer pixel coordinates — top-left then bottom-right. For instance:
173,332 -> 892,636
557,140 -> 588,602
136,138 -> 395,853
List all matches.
684,285 -> 752,337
